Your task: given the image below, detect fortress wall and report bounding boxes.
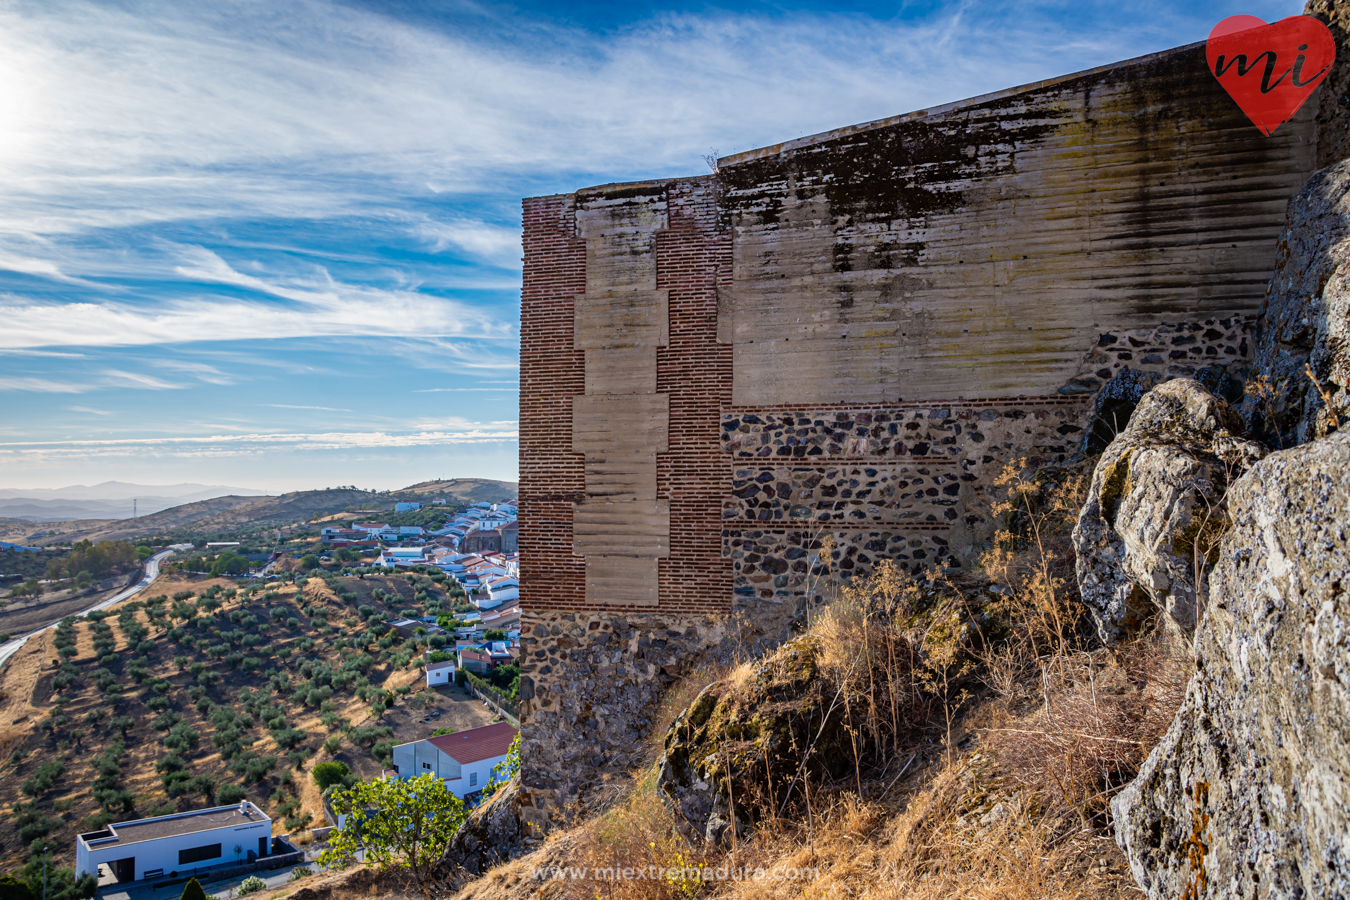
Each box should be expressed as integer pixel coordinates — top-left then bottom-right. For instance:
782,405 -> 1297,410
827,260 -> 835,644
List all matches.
519,42 -> 1321,813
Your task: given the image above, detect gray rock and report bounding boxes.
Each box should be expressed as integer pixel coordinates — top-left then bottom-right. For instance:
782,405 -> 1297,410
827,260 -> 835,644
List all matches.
1114,427 -> 1350,900
437,780 -> 527,881
656,636 -> 865,845
1074,379 -> 1266,644
1082,367 -> 1161,455
1241,159 -> 1350,449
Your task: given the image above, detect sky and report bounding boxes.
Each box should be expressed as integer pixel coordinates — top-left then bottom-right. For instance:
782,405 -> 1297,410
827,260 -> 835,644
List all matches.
0,0 -> 1307,492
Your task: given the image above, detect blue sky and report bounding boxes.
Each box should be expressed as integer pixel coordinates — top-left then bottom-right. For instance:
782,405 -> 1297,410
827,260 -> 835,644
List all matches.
0,0 -> 1305,492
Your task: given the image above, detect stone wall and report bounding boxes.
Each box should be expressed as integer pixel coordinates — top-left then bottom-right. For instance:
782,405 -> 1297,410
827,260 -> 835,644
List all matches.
518,40 -> 1323,815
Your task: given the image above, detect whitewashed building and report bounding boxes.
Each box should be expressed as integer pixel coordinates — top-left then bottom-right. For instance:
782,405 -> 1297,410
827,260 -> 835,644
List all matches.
426,659 -> 456,686
76,802 -> 272,884
390,722 -> 516,798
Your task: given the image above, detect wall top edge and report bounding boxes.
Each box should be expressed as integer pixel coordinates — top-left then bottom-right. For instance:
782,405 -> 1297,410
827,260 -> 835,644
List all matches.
716,40 -> 1207,168
525,174 -> 717,205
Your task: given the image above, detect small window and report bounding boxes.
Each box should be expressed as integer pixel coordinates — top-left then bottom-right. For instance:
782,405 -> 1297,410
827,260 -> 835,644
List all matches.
392,764 -> 399,773
469,772 -> 477,787
144,870 -> 164,880
423,762 -> 431,769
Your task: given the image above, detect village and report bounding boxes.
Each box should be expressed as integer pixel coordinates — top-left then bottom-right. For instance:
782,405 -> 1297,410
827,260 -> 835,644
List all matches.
33,498 -> 526,897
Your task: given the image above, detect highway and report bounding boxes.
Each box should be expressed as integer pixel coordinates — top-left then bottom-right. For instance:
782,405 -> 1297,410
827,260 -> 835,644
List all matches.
0,546 -> 185,673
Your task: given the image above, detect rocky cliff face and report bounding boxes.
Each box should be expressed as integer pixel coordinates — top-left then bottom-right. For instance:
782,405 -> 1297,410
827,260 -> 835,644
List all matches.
1307,0 -> 1350,168
1112,428 -> 1350,900
1073,379 -> 1265,645
1241,158 -> 1350,448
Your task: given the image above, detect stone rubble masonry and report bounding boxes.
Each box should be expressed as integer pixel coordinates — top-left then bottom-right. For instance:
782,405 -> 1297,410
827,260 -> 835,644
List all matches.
518,41 -> 1323,815
517,610 -> 729,819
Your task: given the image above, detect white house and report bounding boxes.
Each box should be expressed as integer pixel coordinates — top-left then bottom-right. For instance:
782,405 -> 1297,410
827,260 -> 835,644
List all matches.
483,576 -> 519,607
425,659 -> 456,686
389,722 -> 517,799
378,547 -> 424,568
76,802 -> 272,884
395,502 -> 422,512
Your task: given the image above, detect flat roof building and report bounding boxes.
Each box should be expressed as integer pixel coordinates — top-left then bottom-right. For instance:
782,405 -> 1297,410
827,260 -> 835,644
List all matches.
76,801 -> 272,884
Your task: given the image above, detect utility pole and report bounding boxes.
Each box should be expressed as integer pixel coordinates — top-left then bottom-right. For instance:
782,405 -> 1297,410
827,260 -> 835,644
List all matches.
133,499 -> 137,519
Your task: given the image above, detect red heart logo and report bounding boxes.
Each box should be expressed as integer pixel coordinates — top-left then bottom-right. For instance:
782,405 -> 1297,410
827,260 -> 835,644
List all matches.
1207,14 -> 1336,135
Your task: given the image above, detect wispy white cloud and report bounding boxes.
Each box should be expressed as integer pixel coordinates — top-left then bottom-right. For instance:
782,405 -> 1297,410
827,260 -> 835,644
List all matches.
100,369 -> 182,390
0,376 -> 89,393
67,406 -> 112,415
0,420 -> 520,458
149,358 -> 234,384
0,281 -> 514,349
408,216 -> 523,269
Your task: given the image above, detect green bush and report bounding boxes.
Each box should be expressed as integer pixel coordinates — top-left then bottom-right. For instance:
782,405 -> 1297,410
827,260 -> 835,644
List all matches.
238,877 -> 266,895
311,761 -> 350,790
217,783 -> 248,804
179,878 -> 206,900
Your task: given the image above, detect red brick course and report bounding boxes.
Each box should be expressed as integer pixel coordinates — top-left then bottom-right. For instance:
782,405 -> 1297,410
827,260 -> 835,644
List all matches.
521,182 -> 734,617
519,195 -> 587,612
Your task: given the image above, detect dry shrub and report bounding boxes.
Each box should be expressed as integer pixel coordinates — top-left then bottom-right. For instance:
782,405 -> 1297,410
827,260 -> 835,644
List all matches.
556,767 -> 712,900
983,641 -> 1186,825
700,755 -> 1139,900
810,585 -> 932,766
650,660 -> 734,757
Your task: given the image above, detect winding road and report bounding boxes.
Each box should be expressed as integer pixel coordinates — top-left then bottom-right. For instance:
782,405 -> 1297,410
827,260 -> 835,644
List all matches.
0,546 -> 185,673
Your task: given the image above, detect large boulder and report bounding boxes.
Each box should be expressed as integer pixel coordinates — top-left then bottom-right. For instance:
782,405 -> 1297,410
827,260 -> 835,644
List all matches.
1240,159 -> 1350,448
1113,427 -> 1350,900
656,628 -> 924,844
1074,379 -> 1266,644
437,780 -> 529,882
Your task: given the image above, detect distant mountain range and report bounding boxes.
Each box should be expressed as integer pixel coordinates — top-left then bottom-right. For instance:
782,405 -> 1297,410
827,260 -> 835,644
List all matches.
0,478 -> 518,544
0,482 -> 269,522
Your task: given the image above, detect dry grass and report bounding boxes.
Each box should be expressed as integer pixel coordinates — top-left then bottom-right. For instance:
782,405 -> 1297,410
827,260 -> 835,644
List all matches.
444,458 -> 1187,900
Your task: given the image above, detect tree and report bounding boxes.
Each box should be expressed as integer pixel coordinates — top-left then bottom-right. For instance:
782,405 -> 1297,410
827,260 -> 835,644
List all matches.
318,774 -> 465,899
311,761 -> 350,791
0,875 -> 35,900
300,554 -> 320,570
483,733 -> 520,796
209,553 -> 249,577
20,846 -> 95,900
179,878 -> 206,900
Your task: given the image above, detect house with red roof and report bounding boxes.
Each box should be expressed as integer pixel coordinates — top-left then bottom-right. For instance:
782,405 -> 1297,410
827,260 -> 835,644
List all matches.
389,722 -> 517,798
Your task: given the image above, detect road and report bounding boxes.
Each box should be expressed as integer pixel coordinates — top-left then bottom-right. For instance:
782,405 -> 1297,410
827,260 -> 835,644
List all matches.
0,546 -> 185,672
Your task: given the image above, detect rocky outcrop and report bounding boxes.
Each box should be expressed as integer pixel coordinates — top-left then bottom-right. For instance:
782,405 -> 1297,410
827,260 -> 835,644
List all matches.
1306,0 -> 1350,168
1113,427 -> 1350,900
657,634 -> 902,844
1074,379 -> 1266,644
1241,159 -> 1350,448
438,781 -> 531,882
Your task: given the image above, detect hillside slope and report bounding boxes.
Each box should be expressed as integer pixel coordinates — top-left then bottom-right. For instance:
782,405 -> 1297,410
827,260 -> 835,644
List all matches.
401,479 -> 518,504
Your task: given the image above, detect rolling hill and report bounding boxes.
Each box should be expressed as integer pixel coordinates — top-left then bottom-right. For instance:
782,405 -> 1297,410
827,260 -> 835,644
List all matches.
6,479 -> 517,545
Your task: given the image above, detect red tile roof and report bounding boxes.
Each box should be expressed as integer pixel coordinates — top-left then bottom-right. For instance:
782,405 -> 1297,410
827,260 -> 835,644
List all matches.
427,722 -> 518,764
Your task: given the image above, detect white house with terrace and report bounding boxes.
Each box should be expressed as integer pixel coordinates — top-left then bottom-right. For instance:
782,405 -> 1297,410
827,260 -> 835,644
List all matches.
76,802 -> 273,884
